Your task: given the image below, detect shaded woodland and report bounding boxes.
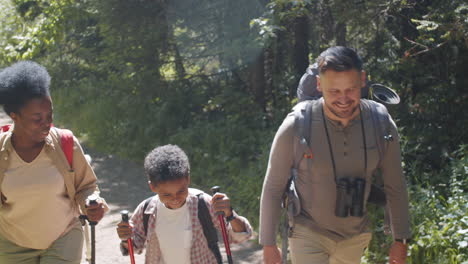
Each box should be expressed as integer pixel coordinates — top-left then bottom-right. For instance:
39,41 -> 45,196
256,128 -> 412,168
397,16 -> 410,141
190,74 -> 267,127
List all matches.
0,0 -> 467,262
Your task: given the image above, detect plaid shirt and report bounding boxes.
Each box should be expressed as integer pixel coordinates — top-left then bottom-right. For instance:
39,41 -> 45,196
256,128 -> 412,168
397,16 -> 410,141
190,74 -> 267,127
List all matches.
123,188 -> 253,264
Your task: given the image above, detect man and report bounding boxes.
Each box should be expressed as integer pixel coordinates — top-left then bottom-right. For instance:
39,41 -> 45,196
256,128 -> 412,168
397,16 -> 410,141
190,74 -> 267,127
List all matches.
259,46 -> 411,264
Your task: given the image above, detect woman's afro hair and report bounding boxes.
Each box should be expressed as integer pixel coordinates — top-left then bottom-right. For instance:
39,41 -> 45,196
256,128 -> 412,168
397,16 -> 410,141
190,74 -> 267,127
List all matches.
144,144 -> 190,185
0,61 -> 51,114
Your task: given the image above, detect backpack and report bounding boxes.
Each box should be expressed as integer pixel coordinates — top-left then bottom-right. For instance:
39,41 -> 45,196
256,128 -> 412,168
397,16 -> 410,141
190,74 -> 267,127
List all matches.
141,193 -> 223,264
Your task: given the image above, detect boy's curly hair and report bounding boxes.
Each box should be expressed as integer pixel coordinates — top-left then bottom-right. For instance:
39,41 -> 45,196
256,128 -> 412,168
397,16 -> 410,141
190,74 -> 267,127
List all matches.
144,144 -> 190,185
0,61 -> 51,115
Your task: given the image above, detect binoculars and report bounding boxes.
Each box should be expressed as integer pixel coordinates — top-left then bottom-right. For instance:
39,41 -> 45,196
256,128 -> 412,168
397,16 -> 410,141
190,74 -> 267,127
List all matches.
335,178 -> 366,218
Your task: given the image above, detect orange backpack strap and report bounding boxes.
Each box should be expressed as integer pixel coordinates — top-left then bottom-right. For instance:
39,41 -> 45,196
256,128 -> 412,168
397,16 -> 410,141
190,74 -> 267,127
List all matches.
59,129 -> 74,169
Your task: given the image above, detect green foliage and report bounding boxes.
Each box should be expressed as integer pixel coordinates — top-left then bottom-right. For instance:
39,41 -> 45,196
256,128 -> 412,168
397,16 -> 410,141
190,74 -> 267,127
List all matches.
0,0 -> 78,62
1,1 -> 467,262
168,116 -> 274,228
408,147 -> 468,263
362,204 -> 388,264
364,146 -> 468,264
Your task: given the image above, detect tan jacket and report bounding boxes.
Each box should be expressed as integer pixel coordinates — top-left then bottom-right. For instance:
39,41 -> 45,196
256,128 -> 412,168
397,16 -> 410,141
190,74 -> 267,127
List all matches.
0,127 -> 106,214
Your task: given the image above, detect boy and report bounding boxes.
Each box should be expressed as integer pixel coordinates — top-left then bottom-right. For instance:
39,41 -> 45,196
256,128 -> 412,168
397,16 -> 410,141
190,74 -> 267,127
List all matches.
116,144 -> 253,263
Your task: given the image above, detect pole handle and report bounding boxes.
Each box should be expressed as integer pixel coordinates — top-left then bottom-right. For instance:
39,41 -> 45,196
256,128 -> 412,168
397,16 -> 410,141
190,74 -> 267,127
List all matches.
120,210 -> 136,264
210,186 -> 225,216
87,194 -> 99,205
86,194 -> 99,226
121,210 -> 130,223
210,186 -> 220,194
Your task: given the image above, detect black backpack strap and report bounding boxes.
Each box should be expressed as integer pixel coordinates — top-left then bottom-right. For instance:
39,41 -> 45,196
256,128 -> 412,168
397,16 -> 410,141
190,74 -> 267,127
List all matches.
281,100 -> 314,263
142,197 -> 153,236
281,100 -> 314,220
293,100 -> 314,169
364,100 -> 393,233
197,193 -> 223,264
365,100 -> 392,166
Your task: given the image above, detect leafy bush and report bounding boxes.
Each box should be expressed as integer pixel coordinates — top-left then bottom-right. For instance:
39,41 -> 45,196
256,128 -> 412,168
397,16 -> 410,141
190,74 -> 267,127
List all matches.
364,146 -> 468,264
408,146 -> 467,264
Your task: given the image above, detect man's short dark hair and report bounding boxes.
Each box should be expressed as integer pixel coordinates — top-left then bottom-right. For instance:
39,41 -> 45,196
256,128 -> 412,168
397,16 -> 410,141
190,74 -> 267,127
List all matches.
316,46 -> 363,74
144,144 -> 190,185
0,61 -> 51,115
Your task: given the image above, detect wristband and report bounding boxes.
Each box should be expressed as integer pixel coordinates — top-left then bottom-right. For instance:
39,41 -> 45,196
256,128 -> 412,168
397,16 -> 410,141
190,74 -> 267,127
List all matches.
226,209 -> 237,222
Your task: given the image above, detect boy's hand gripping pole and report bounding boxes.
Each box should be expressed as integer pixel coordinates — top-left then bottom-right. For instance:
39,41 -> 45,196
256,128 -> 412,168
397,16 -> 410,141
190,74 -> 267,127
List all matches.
120,210 -> 136,264
211,186 -> 234,264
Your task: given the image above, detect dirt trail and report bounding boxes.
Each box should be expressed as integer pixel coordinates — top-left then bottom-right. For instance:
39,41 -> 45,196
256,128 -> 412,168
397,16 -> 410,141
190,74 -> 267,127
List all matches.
0,112 -> 263,264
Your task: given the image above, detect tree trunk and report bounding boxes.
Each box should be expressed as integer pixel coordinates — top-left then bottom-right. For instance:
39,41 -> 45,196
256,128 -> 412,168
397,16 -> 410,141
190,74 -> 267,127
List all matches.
308,2 -> 320,57
264,44 -> 275,109
335,22 -> 347,46
293,15 -> 310,88
249,51 -> 266,111
320,0 -> 335,43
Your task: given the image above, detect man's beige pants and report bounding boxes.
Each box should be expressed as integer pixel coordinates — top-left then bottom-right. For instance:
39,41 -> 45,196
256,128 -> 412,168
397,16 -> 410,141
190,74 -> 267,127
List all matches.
289,224 -> 372,264
0,222 -> 83,264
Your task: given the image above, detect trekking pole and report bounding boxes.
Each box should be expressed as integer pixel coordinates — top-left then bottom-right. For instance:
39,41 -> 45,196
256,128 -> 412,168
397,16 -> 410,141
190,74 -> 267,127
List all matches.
211,186 -> 234,264
87,195 -> 99,264
120,210 -> 136,264
79,215 -> 92,262
281,216 -> 289,264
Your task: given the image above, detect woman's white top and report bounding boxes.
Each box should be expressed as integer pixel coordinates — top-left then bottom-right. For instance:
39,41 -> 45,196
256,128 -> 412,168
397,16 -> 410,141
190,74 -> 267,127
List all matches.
0,147 -> 76,249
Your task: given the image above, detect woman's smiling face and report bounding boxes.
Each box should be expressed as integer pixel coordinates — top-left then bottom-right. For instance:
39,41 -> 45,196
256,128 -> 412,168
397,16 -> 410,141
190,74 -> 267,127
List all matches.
10,96 -> 53,144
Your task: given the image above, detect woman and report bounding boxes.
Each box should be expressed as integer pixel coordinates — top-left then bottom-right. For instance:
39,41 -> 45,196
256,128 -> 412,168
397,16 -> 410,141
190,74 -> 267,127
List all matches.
0,61 -> 108,263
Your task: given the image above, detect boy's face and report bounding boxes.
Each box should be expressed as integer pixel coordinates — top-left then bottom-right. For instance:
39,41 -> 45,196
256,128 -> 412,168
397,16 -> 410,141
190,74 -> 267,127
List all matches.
149,178 -> 190,209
